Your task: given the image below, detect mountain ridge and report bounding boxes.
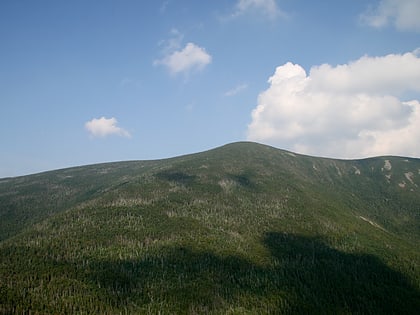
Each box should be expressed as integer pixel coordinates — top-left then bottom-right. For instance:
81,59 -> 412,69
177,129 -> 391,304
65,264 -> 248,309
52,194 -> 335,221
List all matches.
0,141 -> 419,314
1,141 -> 419,242
3,141 -> 419,180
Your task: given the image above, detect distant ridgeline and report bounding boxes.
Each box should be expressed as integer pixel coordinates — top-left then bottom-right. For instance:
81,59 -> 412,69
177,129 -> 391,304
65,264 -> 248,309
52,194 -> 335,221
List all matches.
1,142 -> 419,314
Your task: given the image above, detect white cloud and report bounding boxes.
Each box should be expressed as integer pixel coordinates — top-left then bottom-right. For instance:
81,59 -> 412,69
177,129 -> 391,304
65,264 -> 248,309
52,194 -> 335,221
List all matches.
232,0 -> 285,19
155,42 -> 211,75
224,83 -> 248,96
361,0 -> 420,32
154,30 -> 211,75
247,50 -> 420,158
85,117 -> 131,138
308,51 -> 420,95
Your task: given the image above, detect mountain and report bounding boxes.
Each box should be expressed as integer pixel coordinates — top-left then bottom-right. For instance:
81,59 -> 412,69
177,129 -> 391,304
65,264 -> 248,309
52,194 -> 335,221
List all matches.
0,142 -> 419,314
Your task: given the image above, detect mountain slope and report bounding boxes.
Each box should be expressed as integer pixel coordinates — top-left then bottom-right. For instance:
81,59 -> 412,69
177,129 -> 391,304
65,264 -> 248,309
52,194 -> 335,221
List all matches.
0,142 -> 419,314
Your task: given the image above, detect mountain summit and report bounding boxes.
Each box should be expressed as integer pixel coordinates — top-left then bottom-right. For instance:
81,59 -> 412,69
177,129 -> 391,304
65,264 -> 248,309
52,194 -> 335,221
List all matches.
1,142 -> 419,314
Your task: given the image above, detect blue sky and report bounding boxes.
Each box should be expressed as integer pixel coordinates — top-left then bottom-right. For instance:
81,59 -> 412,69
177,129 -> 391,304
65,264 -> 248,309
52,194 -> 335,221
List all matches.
1,0 -> 420,177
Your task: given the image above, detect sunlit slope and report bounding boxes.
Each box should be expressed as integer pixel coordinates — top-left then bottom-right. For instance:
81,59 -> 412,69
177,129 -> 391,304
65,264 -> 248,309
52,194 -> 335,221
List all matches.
0,142 -> 419,314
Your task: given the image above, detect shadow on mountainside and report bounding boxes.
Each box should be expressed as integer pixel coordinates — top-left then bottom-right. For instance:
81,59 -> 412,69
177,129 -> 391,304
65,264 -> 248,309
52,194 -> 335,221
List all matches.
1,233 -> 419,314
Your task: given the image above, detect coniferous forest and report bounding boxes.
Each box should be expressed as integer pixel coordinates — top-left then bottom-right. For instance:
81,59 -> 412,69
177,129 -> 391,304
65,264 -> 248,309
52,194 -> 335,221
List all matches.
1,142 -> 419,314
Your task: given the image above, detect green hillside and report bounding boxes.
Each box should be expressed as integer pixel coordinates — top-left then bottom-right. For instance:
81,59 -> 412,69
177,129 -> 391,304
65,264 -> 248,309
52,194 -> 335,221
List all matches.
0,142 -> 419,314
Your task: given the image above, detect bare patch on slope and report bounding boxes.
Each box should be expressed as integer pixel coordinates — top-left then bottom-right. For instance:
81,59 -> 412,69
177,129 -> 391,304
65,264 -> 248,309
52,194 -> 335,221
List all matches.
383,160 -> 392,171
358,216 -> 387,232
353,166 -> 361,175
219,179 -> 237,192
404,172 -> 416,186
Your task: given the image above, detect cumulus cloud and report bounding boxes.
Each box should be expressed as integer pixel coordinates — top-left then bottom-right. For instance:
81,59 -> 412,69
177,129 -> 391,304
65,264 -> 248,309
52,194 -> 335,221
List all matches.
85,117 -> 131,138
155,43 -> 211,74
154,30 -> 211,75
361,0 -> 420,32
231,0 -> 285,19
247,50 -> 420,158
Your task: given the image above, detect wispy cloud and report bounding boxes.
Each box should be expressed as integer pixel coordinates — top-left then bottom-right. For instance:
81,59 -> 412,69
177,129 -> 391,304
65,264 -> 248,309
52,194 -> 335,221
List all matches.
159,0 -> 171,14
231,0 -> 286,20
85,117 -> 131,138
158,28 -> 184,55
361,0 -> 420,32
119,78 -> 141,88
224,83 -> 248,96
247,49 -> 420,158
154,29 -> 211,75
